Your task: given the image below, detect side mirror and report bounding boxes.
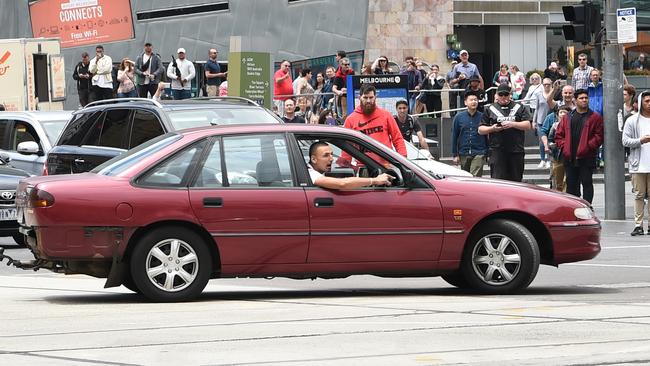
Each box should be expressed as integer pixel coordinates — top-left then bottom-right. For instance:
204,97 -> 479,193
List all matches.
403,169 -> 416,186
324,167 -> 355,178
17,141 -> 41,156
0,152 -> 10,164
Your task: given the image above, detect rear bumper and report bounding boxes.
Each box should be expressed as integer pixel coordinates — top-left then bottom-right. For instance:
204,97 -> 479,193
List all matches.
0,220 -> 19,236
549,223 -> 601,264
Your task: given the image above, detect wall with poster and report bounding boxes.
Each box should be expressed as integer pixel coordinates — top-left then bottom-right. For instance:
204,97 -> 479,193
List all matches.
29,0 -> 134,49
346,75 -> 408,116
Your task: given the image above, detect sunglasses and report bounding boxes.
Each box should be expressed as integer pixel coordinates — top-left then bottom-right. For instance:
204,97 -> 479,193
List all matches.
498,92 -> 510,96
342,63 -> 350,66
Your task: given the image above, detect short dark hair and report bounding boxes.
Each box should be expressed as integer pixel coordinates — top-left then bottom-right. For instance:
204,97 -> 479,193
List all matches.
574,89 -> 589,98
336,50 -> 346,58
359,83 -> 376,96
395,100 -> 408,108
558,105 -> 572,114
0,104 -> 5,112
465,90 -> 480,100
309,141 -> 329,158
144,42 -> 152,47
81,52 -> 89,58
300,68 -> 311,77
96,45 -> 104,50
641,91 -> 650,99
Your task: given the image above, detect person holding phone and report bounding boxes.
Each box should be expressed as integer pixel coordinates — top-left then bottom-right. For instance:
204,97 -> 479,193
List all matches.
478,84 -> 533,182
88,45 -> 113,101
72,52 -> 93,106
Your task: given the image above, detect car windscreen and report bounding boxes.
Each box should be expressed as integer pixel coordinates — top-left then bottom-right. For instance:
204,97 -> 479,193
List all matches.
91,133 -> 182,177
40,120 -> 68,144
167,108 -> 280,130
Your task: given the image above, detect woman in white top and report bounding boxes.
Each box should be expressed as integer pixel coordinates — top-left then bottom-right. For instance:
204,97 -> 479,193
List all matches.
510,65 -> 526,100
523,73 -> 542,113
117,58 -> 137,98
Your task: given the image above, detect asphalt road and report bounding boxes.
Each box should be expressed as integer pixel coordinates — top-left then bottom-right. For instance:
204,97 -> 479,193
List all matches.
1,183 -> 650,365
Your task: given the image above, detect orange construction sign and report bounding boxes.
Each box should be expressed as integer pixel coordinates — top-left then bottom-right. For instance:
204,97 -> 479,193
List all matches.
29,0 -> 134,49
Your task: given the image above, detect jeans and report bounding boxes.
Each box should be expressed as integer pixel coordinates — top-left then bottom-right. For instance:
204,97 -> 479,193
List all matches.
117,89 -> 137,98
172,89 -> 191,100
137,83 -> 158,98
564,159 -> 596,203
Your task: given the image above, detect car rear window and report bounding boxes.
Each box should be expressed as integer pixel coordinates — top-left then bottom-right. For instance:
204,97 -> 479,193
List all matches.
57,111 -> 103,145
167,108 -> 279,130
92,133 -> 182,177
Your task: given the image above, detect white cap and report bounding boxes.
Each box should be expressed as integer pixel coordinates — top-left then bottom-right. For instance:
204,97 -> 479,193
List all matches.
177,48 -> 186,54
549,62 -> 558,68
459,49 -> 468,55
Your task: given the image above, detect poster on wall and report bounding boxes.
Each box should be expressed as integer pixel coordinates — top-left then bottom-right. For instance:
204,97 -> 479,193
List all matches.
49,55 -> 66,101
29,0 -> 135,49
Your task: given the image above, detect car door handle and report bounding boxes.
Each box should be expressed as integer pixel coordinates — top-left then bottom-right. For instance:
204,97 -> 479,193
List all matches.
74,158 -> 85,164
314,197 -> 334,207
203,197 -> 223,207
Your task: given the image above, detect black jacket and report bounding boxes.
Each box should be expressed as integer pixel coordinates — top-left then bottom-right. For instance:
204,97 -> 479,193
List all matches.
72,62 -> 92,90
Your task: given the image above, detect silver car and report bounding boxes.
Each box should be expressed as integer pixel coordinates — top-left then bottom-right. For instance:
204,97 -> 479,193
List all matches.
0,111 -> 71,175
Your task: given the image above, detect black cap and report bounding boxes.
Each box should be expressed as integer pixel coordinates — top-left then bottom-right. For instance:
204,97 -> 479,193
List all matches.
469,75 -> 480,82
497,84 -> 511,94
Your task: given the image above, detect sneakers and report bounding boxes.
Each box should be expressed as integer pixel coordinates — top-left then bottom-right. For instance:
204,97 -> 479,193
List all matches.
544,160 -> 551,169
631,226 -> 645,236
537,161 -> 545,168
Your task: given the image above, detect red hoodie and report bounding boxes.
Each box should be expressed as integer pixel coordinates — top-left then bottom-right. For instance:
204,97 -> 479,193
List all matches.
343,105 -> 407,160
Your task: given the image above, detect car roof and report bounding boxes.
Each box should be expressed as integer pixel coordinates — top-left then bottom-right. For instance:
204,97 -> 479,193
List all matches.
74,97 -> 265,114
0,110 -> 73,121
179,123 -> 351,138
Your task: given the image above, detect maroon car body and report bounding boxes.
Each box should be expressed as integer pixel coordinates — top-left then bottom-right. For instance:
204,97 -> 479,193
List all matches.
14,124 -> 600,301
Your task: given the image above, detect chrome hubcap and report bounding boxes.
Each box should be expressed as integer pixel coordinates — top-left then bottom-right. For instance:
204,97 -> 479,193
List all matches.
145,239 -> 199,292
472,234 -> 521,286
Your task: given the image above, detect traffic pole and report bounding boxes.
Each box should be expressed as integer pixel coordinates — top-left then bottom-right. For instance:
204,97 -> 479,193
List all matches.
603,0 -> 626,219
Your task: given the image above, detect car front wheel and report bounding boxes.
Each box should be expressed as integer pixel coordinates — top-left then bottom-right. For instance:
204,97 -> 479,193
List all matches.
461,219 -> 540,294
130,227 -> 212,302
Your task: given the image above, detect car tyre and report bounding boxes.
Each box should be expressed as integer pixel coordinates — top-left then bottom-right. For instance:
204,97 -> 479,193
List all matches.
130,227 -> 212,302
12,234 -> 26,247
461,219 -> 539,294
122,273 -> 141,294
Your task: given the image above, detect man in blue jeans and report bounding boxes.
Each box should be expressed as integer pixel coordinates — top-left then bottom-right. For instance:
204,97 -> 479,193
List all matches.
166,48 -> 195,100
451,90 -> 488,176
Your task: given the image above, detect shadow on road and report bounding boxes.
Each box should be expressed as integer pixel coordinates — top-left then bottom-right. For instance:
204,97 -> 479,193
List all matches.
42,285 -> 620,305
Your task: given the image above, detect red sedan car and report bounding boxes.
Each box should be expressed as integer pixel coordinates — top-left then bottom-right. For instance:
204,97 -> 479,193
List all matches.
11,124 -> 600,302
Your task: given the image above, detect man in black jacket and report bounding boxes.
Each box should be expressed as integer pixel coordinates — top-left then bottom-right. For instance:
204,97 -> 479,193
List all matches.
72,52 -> 93,106
135,42 -> 164,98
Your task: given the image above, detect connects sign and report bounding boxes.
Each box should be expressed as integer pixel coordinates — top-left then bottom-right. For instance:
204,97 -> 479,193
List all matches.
29,0 -> 134,49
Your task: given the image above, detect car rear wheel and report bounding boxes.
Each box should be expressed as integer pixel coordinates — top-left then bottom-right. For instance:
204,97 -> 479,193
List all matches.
461,219 -> 540,294
130,227 -> 212,302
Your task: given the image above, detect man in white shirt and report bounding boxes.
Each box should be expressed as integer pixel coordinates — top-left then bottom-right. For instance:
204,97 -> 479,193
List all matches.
166,47 -> 195,100
623,91 -> 650,236
308,141 -> 393,189
88,45 -> 113,101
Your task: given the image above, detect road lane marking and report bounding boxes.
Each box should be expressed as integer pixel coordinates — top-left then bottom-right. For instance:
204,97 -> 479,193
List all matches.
565,263 -> 650,269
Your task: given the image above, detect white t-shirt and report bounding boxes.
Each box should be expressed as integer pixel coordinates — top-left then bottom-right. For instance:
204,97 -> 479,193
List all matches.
307,164 -> 323,184
142,53 -> 151,84
637,115 -> 650,173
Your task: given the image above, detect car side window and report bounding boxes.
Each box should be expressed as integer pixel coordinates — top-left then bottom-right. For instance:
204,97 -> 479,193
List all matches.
129,110 -> 164,148
138,140 -> 206,187
193,140 -> 222,188
58,111 -> 103,146
11,122 -> 40,150
98,109 -> 131,149
222,134 -> 294,187
0,120 -> 9,149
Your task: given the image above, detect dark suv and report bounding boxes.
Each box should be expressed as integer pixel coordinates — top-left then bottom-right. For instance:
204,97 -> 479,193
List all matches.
45,97 -> 281,175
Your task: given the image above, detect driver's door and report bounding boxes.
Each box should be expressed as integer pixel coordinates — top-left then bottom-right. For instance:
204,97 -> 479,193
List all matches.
300,136 -> 444,264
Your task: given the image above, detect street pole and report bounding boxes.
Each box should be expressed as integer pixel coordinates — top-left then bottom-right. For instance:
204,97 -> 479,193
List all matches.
603,0 -> 625,219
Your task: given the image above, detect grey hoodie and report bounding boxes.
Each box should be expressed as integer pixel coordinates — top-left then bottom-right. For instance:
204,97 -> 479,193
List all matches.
622,93 -> 647,172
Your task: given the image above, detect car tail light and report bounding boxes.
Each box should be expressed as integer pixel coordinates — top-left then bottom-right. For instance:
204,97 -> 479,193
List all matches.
29,188 -> 55,208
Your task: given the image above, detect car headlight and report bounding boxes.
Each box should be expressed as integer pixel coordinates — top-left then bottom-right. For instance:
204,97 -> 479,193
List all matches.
574,207 -> 594,220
